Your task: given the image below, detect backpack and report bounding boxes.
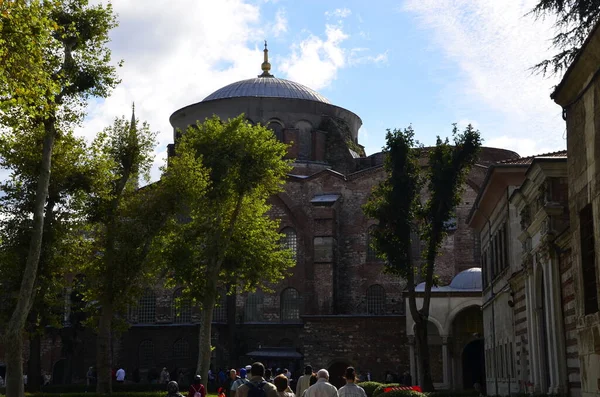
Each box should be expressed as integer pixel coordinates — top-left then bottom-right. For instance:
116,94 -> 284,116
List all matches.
192,385 -> 202,397
247,381 -> 267,397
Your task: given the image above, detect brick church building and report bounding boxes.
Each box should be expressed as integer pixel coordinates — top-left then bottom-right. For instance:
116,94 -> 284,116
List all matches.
6,45 -> 523,389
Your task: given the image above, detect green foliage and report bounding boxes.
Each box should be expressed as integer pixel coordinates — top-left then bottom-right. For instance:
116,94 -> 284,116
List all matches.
363,127 -> 422,277
373,384 -> 403,397
530,0 -> 600,75
357,382 -> 383,397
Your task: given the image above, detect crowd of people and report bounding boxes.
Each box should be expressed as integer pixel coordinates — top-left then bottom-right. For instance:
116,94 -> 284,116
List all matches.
165,363 -> 368,397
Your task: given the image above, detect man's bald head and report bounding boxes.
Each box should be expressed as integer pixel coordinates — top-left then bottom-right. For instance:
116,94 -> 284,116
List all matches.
317,369 -> 329,380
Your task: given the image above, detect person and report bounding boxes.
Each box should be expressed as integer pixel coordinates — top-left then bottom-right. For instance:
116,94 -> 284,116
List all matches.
401,371 -> 411,386
161,367 -> 171,384
230,368 -> 248,397
189,375 -> 207,397
167,380 -> 185,397
300,375 -> 318,397
338,368 -> 366,397
284,369 -> 291,379
116,367 -> 126,383
225,369 -> 239,397
219,369 -> 227,387
385,372 -> 393,384
274,374 -> 294,397
178,370 -> 185,386
235,362 -> 278,397
265,369 -> 274,383
87,366 -> 95,387
295,366 -> 312,397
303,370 -> 337,397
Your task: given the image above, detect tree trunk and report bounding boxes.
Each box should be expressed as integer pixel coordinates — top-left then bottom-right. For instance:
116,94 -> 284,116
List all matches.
5,119 -> 56,397
96,301 -> 113,393
197,290 -> 217,389
414,320 -> 434,391
28,333 -> 42,392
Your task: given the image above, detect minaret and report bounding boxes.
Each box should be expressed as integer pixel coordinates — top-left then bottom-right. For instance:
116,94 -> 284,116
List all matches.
258,40 -> 274,78
130,102 -> 136,131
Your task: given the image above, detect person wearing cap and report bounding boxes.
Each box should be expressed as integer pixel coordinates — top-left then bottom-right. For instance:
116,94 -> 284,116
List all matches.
296,365 -> 312,397
189,375 -> 206,397
230,368 -> 249,397
236,362 -> 278,397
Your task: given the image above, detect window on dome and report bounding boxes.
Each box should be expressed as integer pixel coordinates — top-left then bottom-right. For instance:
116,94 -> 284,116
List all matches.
281,288 -> 301,322
138,290 -> 156,324
295,120 -> 313,160
268,121 -> 284,142
366,284 -> 386,315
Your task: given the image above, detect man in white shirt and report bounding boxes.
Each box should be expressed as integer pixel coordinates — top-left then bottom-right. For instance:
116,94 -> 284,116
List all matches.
304,369 -> 338,397
296,365 -> 313,397
116,367 -> 126,383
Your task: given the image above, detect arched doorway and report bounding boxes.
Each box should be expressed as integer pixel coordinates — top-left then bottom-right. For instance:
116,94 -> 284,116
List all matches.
462,339 -> 485,390
328,361 -> 350,389
52,359 -> 67,385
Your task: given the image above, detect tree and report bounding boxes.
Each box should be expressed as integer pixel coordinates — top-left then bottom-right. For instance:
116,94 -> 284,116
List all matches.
156,115 -> 295,386
364,125 -> 481,391
0,2 -> 118,396
81,114 -> 169,393
530,0 -> 600,75
0,131 -> 97,391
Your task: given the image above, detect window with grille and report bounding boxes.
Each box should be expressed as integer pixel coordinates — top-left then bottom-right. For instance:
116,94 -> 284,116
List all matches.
366,225 -> 379,262
268,121 -> 284,142
212,288 -> 227,323
580,204 -> 599,314
366,284 -> 386,315
139,340 -> 154,368
244,291 -> 264,322
138,291 -> 156,324
281,227 -> 297,261
281,288 -> 301,322
173,288 -> 192,324
173,338 -> 190,360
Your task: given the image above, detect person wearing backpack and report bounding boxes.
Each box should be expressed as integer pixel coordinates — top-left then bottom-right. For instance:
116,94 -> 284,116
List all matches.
188,375 -> 206,397
235,362 -> 279,397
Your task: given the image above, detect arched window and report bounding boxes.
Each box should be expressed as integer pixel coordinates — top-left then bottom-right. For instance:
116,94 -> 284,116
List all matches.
138,340 -> 154,368
281,227 -> 297,261
281,288 -> 301,322
244,291 -> 264,322
295,120 -> 313,160
366,284 -> 386,315
138,290 -> 156,324
366,225 -> 378,262
173,338 -> 190,360
212,288 -> 227,323
268,121 -> 284,142
173,288 -> 192,324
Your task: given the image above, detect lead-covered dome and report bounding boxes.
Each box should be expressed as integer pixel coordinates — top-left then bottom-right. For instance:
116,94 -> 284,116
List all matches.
449,267 -> 482,290
203,77 -> 331,104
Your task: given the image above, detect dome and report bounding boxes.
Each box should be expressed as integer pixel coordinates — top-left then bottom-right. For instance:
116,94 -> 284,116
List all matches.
449,267 -> 482,290
203,77 -> 331,104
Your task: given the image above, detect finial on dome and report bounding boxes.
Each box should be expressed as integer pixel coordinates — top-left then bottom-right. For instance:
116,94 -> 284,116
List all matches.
259,40 -> 274,78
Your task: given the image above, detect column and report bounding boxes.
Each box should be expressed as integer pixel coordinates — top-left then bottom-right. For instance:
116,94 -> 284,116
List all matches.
546,254 -> 567,394
525,274 -> 539,391
542,259 -> 558,394
442,336 -> 450,388
408,335 -> 416,385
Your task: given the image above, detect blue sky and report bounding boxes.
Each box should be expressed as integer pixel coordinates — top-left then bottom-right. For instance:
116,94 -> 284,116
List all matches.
81,0 -> 564,181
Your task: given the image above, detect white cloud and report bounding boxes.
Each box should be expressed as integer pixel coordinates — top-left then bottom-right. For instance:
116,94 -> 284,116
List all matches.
325,8 -> 352,19
272,8 -> 288,37
485,135 -> 565,157
279,25 -> 349,90
349,48 -> 388,66
402,0 -> 565,156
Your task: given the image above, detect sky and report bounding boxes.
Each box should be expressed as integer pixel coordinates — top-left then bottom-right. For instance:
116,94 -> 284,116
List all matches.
81,0 -> 566,182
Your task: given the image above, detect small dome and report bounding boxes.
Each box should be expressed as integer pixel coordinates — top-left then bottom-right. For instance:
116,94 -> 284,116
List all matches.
449,267 -> 482,290
203,77 -> 331,104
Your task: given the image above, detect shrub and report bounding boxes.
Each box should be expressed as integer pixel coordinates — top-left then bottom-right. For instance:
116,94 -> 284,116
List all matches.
373,384 -> 403,397
384,391 -> 425,397
358,382 -> 383,397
